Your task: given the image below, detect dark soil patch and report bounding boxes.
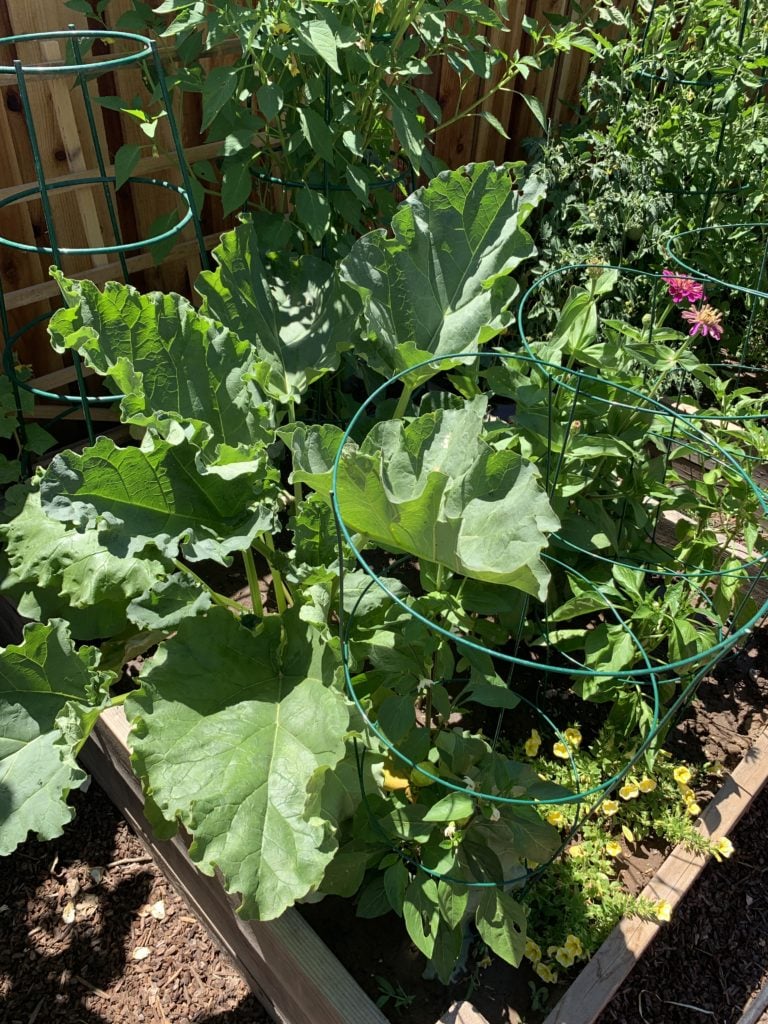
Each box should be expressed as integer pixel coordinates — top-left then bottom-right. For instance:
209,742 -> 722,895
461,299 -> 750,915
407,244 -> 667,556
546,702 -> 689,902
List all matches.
0,782 -> 270,1024
598,778 -> 768,1024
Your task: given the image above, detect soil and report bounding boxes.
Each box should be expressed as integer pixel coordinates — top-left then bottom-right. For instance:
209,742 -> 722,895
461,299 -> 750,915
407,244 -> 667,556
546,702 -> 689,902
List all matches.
0,782 -> 271,1024
1,631 -> 766,1024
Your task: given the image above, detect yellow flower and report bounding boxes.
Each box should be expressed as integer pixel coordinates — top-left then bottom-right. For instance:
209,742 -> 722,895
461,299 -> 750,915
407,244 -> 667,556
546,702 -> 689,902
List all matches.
553,741 -> 570,760
713,836 -> 734,859
525,729 -> 542,757
524,939 -> 542,963
687,802 -> 701,817
605,839 -> 622,857
546,809 -> 565,827
679,784 -> 695,802
534,962 -> 558,984
555,946 -> 575,968
564,727 -> 582,749
638,777 -> 657,793
619,783 -> 639,801
567,843 -> 585,859
564,934 -> 583,957
673,766 -> 692,785
602,799 -> 619,816
547,945 -> 559,958
654,899 -> 672,923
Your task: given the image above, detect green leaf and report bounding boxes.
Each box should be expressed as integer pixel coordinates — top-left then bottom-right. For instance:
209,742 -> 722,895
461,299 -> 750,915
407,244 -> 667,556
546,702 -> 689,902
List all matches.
197,222 -> 353,404
423,792 -> 475,822
297,107 -> 336,165
477,110 -> 510,138
329,397 -> 559,597
48,272 -> 273,455
0,481 -> 167,641
41,433 -> 278,565
403,875 -> 440,958
295,187 -> 331,245
256,83 -> 283,122
221,153 -> 253,215
127,574 -> 212,631
297,19 -> 340,73
126,608 -> 348,919
0,620 -> 114,855
519,92 -> 547,131
475,888 -> 527,967
201,66 -> 239,131
436,880 -> 469,931
384,859 -> 410,915
114,143 -> 141,189
340,163 -> 545,382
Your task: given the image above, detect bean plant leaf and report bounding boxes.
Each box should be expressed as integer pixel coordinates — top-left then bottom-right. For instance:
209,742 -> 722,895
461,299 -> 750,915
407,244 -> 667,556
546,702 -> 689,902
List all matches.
48,271 -> 272,455
41,433 -> 279,565
0,481 -> 168,641
0,620 -> 114,855
475,887 -> 527,967
196,222 -> 355,404
339,162 -> 546,381
292,396 -> 559,598
126,607 -> 349,920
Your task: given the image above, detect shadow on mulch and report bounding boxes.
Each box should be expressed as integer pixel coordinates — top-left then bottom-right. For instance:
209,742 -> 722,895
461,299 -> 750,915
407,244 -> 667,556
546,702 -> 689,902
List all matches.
598,778 -> 768,1024
0,783 -> 271,1024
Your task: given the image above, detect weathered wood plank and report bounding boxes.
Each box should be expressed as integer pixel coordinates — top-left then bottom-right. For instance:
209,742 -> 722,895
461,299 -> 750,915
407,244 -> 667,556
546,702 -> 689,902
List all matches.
543,723 -> 768,1024
80,706 -> 391,1024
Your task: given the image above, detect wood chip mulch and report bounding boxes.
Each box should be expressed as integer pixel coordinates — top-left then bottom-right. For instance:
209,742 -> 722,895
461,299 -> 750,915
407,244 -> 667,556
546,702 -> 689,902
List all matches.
0,781 -> 273,1024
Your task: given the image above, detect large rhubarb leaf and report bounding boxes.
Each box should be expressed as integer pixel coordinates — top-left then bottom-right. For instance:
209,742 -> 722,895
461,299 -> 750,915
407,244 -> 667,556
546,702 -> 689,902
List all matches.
41,433 -> 279,564
0,481 -> 168,641
196,222 -> 355,405
48,272 -> 273,453
126,607 -> 349,920
291,396 -> 559,599
339,163 -> 545,382
0,620 -> 114,855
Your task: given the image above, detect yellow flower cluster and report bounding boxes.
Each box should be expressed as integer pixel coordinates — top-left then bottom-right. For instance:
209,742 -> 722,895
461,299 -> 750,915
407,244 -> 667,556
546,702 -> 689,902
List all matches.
654,899 -> 672,923
528,935 -> 583,983
673,765 -> 700,816
712,836 -> 735,862
552,727 -> 582,760
525,729 -> 542,757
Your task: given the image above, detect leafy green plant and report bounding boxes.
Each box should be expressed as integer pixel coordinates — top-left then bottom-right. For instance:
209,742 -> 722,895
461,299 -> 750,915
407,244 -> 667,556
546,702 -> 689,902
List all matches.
0,163 -> 761,992
81,0 -> 598,248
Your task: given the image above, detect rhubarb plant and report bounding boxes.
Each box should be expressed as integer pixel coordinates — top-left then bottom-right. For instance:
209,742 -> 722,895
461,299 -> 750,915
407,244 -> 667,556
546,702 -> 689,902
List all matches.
0,163 -> 764,983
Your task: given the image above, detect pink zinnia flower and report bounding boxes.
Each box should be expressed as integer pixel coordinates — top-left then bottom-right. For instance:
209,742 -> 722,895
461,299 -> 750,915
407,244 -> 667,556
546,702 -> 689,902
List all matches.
681,304 -> 724,341
662,268 -> 706,304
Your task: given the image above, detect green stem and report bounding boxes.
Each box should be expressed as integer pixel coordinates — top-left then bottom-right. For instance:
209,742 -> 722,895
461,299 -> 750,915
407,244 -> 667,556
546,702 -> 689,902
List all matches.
287,399 -> 303,506
172,559 -> 245,614
243,548 -> 264,618
393,382 -> 414,420
253,536 -> 292,613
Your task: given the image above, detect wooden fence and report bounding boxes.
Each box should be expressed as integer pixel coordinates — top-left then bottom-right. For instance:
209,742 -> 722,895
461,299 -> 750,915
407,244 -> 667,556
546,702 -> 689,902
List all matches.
0,0 -> 594,399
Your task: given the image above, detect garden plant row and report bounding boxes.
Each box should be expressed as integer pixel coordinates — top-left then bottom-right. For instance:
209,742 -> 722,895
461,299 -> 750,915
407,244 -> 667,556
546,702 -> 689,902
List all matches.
2,0 -> 768,1017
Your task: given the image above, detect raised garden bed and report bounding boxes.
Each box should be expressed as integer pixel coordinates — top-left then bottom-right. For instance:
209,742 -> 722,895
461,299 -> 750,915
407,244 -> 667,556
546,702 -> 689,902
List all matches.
78,695 -> 768,1024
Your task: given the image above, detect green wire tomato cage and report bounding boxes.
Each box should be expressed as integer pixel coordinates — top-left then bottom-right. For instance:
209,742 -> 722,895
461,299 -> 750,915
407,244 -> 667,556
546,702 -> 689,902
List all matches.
330,351 -> 768,890
519,262 -> 768,474
607,0 -> 768,228
0,28 -> 208,462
